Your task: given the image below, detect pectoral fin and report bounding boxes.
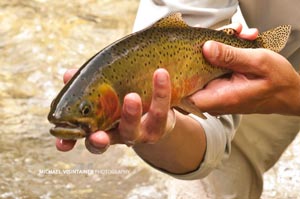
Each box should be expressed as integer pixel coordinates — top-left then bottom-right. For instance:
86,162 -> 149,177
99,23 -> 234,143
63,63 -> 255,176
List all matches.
174,98 -> 207,119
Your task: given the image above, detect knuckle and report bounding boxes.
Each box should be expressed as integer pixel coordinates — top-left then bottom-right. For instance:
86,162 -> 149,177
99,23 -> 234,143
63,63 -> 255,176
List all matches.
151,108 -> 167,121
154,86 -> 169,100
222,46 -> 237,66
252,49 -> 271,70
224,94 -> 240,108
254,50 -> 267,65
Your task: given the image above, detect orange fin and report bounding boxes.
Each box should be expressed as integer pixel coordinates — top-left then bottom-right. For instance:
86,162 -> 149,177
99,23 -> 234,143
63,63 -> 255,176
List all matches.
98,83 -> 121,130
175,98 -> 207,119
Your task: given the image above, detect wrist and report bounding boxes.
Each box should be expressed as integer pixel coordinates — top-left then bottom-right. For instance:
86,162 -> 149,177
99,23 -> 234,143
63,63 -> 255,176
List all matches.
292,75 -> 300,115
133,112 -> 206,174
281,73 -> 300,116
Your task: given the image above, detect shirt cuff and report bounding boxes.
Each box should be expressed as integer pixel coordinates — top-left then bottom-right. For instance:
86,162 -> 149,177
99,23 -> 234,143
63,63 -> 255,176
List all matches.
160,113 -> 240,180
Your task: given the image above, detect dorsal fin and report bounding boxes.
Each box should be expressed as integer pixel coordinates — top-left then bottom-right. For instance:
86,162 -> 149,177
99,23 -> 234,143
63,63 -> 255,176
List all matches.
256,25 -> 291,52
152,12 -> 189,28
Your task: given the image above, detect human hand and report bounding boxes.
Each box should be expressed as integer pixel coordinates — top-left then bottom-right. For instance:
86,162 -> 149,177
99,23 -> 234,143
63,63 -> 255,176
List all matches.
190,25 -> 300,115
56,68 -> 176,154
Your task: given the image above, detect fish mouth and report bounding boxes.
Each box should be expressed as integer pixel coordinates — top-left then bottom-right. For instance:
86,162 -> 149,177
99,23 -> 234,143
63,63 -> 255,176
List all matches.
50,122 -> 88,140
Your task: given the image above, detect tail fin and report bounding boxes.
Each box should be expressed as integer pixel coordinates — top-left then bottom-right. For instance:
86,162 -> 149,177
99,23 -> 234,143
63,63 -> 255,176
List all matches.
257,25 -> 292,52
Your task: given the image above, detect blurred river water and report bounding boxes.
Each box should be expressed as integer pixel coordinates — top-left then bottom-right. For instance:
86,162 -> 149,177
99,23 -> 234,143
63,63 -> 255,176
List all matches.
0,1 -> 169,198
1,0 -> 300,198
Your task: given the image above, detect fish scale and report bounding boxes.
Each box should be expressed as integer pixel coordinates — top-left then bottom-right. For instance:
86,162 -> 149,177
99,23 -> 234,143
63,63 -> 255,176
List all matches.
48,13 -> 291,140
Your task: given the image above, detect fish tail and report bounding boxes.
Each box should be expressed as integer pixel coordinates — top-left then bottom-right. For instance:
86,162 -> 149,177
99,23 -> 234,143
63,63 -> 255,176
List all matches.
257,25 -> 292,52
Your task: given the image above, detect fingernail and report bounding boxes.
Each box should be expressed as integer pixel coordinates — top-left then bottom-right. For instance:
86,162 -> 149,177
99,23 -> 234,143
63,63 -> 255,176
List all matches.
125,101 -> 138,115
204,41 -> 220,61
157,71 -> 167,85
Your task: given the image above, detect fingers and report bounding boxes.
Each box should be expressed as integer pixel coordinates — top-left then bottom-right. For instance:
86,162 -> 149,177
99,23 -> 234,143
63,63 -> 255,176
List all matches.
239,28 -> 258,40
142,68 -> 171,143
85,131 -> 111,154
202,41 -> 268,75
190,73 -> 266,115
56,131 -> 114,154
218,23 -> 258,40
203,23 -> 261,74
190,78 -> 233,114
118,93 -> 143,145
56,139 -> 76,151
63,69 -> 78,84
119,68 -> 172,144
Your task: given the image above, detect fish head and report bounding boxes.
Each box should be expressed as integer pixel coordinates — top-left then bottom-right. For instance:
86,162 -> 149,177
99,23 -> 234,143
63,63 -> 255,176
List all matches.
48,81 -> 121,140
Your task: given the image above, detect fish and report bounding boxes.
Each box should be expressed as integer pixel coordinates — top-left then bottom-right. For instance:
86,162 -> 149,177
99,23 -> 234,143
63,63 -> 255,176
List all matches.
48,13 -> 291,140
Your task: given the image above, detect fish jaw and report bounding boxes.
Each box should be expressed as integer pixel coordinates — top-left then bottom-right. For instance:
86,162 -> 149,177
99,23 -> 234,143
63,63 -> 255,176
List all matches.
47,101 -> 96,140
48,109 -> 101,139
50,125 -> 86,140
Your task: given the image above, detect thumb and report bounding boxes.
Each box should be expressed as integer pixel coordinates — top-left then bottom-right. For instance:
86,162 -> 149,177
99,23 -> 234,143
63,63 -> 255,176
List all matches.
202,41 -> 261,74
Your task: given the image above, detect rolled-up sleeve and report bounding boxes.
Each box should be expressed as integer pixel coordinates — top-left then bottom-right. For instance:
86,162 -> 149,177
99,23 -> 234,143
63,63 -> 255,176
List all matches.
170,114 -> 240,179
142,114 -> 241,180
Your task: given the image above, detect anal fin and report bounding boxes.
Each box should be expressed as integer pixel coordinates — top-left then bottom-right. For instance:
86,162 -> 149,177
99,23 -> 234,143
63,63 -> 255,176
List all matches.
174,98 -> 207,119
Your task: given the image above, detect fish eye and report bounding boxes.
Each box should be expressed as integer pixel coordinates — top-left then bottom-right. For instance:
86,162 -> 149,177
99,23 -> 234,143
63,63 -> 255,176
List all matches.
79,101 -> 92,116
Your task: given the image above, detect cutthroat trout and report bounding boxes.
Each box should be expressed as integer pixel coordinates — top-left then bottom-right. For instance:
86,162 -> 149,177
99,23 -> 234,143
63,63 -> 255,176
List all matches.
48,13 -> 291,140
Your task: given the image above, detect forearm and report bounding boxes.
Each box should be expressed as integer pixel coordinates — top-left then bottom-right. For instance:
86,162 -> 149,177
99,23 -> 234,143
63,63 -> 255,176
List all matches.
133,110 -> 206,174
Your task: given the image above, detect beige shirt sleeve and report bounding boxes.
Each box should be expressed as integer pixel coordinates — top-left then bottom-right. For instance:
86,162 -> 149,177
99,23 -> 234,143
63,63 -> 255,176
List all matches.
170,114 -> 240,180
133,0 -> 238,32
